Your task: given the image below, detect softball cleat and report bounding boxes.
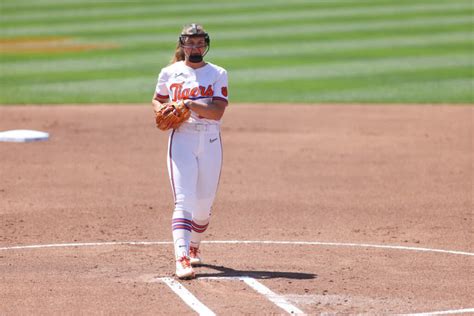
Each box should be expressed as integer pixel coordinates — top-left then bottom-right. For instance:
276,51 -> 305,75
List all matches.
175,256 -> 195,279
189,246 -> 202,265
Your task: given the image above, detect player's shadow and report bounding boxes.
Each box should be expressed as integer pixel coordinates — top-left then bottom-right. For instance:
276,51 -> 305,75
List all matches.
195,263 -> 316,280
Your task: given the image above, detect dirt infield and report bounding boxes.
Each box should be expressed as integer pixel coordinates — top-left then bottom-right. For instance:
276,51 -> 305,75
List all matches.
0,104 -> 472,314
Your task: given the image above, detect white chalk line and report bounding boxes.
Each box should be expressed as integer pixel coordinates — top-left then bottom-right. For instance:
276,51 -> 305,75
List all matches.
0,240 -> 473,256
241,277 -> 305,315
399,307 -> 474,315
157,276 -> 304,315
240,276 -> 304,315
2,240 -> 472,315
157,277 -> 215,316
157,276 -> 474,316
0,240 -> 171,251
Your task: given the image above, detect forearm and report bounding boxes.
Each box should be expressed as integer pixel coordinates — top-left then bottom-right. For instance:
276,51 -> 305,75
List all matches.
185,99 -> 226,121
152,97 -> 168,113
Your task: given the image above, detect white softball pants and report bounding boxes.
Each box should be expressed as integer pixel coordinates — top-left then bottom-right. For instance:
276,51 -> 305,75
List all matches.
167,124 -> 222,258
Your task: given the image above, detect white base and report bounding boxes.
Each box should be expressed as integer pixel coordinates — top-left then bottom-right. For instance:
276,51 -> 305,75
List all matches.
0,129 -> 49,142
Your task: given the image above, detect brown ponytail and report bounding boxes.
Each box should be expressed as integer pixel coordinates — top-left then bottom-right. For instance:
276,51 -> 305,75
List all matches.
170,42 -> 185,64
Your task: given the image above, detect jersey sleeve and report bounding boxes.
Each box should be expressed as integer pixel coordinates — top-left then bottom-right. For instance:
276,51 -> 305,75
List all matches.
155,69 -> 169,99
212,69 -> 229,105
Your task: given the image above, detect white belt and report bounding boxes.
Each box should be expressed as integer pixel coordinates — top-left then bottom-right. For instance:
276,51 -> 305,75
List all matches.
176,123 -> 220,133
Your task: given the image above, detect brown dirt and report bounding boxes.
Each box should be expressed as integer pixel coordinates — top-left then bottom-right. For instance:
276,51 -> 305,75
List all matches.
0,37 -> 117,53
0,104 -> 472,315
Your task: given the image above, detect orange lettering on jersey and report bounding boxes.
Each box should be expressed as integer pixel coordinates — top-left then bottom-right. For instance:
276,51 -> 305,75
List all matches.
203,85 -> 214,96
221,87 -> 228,97
170,83 -> 214,101
169,82 -> 184,101
181,88 -> 190,99
190,87 -> 199,97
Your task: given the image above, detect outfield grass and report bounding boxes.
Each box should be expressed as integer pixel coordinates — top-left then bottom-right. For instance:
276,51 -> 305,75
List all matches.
0,0 -> 472,104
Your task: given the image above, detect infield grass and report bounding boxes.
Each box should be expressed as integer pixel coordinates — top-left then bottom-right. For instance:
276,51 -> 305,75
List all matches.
0,0 -> 472,104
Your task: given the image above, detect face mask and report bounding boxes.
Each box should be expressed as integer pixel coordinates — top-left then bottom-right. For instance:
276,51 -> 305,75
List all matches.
188,54 -> 203,63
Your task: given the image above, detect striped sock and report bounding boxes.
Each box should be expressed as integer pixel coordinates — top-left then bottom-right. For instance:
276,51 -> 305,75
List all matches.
172,211 -> 192,259
190,219 -> 209,248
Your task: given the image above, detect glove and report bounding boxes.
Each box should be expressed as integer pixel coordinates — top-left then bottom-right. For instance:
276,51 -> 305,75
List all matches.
155,100 -> 191,131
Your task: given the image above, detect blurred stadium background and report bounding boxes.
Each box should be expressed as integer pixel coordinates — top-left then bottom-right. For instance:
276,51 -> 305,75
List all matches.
0,0 -> 472,104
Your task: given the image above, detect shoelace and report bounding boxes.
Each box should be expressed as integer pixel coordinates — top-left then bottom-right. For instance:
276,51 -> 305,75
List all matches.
190,247 -> 200,258
179,256 -> 191,268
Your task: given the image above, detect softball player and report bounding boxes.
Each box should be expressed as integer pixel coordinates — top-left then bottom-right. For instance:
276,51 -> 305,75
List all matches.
152,24 -> 228,279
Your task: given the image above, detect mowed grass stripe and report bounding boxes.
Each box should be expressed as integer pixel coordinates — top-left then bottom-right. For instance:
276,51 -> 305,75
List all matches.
2,53 -> 470,86
80,9 -> 470,40
1,1 -> 470,37
0,1 -> 316,26
0,0 -> 439,15
27,12 -> 470,47
0,0 -> 386,24
232,73 -> 473,103
0,41 -> 468,85
1,28 -> 470,78
3,8 -> 468,34
214,23 -> 471,49
230,54 -> 473,82
95,15 -> 471,46
2,23 -> 473,63
0,0 -> 354,12
1,20 -> 469,58
0,0 -> 178,11
2,46 -> 470,85
312,79 -> 473,103
235,66 -> 472,92
235,80 -> 474,103
1,12 -> 470,57
0,0 -> 472,104
1,67 -> 470,104
217,42 -> 472,69
60,22 -> 470,54
214,31 -> 472,60
0,77 -> 157,104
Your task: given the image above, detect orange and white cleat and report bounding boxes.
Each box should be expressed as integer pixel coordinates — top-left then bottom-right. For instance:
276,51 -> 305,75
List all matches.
189,246 -> 202,265
175,256 -> 195,279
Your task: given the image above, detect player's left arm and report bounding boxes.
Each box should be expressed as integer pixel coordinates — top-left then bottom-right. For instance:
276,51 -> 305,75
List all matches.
184,99 -> 227,121
187,69 -> 228,120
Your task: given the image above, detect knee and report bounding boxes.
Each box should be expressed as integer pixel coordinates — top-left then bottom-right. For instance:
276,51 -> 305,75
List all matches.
193,209 -> 211,223
193,198 -> 213,221
174,193 -> 197,213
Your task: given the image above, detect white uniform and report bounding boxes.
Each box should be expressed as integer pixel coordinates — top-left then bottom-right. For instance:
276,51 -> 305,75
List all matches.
155,61 -> 228,259
156,61 -> 228,125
